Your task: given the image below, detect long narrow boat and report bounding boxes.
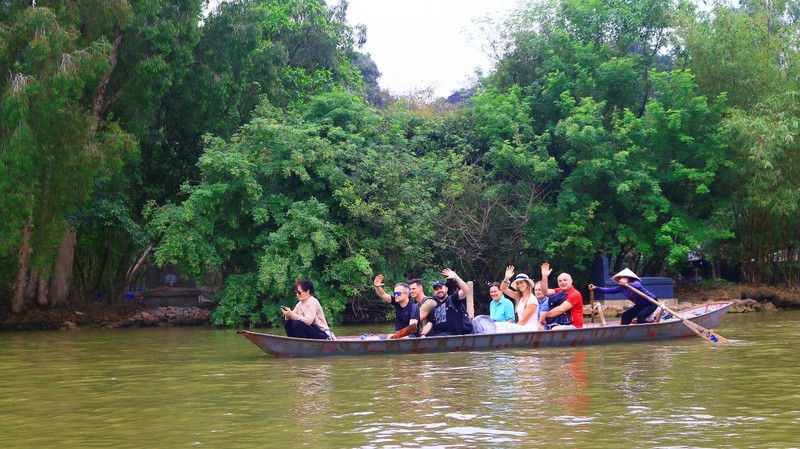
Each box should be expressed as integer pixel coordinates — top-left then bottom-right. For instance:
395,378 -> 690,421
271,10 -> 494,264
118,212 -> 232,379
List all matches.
237,301 -> 733,357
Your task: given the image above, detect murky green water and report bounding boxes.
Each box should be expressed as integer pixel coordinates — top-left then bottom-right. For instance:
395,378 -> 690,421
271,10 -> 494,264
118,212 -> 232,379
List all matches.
1,310 -> 798,448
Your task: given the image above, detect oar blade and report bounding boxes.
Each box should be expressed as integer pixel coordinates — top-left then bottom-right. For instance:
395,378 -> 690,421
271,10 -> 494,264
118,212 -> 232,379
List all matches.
389,323 -> 417,339
679,316 -> 730,344
623,283 -> 730,344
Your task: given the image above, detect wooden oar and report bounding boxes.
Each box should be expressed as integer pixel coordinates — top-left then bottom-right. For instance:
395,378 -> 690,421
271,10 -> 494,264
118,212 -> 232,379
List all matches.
589,289 -> 595,323
594,301 -> 607,326
624,284 -> 729,344
389,323 -> 417,339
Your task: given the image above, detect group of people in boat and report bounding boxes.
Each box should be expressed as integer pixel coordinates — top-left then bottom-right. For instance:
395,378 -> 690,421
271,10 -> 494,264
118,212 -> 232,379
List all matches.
281,263 -> 659,340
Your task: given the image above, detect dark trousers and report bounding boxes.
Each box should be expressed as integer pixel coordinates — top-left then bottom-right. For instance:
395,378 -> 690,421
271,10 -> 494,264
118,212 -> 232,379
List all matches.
284,319 -> 329,339
621,303 -> 659,325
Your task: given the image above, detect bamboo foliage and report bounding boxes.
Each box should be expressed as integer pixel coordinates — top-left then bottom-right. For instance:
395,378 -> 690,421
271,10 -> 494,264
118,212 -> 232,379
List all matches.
726,91 -> 800,285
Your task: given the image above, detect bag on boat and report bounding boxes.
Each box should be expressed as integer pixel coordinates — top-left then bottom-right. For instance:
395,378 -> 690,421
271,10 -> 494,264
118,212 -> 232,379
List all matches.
544,291 -> 572,329
445,294 -> 473,335
471,315 -> 496,334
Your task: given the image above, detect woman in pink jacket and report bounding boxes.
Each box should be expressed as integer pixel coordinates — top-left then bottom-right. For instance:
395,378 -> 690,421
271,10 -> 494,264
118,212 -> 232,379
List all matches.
281,279 -> 334,339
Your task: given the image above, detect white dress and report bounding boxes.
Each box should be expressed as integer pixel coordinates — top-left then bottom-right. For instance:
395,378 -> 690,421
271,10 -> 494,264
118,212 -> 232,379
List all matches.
494,295 -> 540,333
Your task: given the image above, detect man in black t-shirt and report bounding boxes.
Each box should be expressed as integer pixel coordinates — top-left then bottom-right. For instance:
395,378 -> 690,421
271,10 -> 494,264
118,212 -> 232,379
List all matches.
419,268 -> 471,337
373,275 -> 420,337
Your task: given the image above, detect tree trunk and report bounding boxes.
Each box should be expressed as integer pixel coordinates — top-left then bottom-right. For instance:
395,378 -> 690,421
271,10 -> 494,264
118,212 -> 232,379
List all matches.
91,26 -> 123,129
37,273 -> 49,305
12,218 -> 33,314
121,244 -> 152,299
25,269 -> 50,305
25,269 -> 38,303
48,228 -> 77,306
110,239 -> 133,301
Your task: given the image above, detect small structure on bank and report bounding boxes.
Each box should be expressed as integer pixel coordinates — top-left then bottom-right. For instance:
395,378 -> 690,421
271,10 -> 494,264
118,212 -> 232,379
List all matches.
142,264 -> 201,308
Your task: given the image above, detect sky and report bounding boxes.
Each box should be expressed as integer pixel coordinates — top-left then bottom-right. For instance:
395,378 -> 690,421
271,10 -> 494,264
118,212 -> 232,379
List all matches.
343,0 -> 520,98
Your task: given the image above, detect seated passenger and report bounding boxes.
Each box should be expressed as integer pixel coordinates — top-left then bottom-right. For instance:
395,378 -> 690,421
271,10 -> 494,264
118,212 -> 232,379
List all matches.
488,281 -> 515,323
408,278 -> 435,329
282,279 -> 334,339
494,266 -> 539,332
372,275 -> 420,338
534,281 -> 549,322
538,263 -> 584,329
419,268 -> 472,337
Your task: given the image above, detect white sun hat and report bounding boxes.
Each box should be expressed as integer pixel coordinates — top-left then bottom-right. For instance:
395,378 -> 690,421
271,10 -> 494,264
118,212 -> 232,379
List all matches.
512,273 -> 536,290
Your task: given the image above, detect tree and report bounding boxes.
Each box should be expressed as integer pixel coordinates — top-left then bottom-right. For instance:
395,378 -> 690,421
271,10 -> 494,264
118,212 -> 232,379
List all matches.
476,0 -> 731,279
724,91 -> 800,284
155,0 -> 365,202
680,0 -> 800,283
150,92 -> 439,326
0,6 -> 135,311
0,0 -> 205,311
353,51 -> 383,106
549,70 -> 730,275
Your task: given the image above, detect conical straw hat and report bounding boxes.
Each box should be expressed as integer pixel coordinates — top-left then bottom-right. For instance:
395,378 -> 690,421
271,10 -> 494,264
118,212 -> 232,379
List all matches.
611,268 -> 640,282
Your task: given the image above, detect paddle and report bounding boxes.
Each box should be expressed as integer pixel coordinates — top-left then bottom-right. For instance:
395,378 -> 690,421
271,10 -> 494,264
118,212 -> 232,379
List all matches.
589,289 -> 607,325
594,301 -> 607,326
624,284 -> 730,344
389,323 -> 417,339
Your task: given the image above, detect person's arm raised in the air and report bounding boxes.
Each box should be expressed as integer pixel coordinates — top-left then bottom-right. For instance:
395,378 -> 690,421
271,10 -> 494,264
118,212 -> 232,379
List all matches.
540,263 -> 555,296
500,265 -> 520,300
373,274 -> 392,303
442,268 -> 469,300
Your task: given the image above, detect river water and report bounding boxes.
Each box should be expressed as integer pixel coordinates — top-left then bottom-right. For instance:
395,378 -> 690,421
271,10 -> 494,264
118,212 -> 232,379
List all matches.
1,310 -> 798,448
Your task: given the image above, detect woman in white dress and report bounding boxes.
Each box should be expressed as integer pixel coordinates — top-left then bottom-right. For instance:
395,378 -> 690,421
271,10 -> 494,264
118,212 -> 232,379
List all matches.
494,266 -> 540,332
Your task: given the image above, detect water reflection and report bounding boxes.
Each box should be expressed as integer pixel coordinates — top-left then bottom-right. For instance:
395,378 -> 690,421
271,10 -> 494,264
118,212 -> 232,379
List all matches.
288,364 -> 332,425
563,350 -> 589,414
331,350 -> 598,447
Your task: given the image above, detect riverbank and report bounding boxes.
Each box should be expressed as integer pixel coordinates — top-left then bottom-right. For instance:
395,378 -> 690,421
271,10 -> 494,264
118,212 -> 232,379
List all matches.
0,302 -> 211,331
1,283 -> 797,331
674,282 -> 800,307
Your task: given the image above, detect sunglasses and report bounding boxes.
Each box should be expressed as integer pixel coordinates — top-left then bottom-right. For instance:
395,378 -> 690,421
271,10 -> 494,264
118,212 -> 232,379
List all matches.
295,290 -> 303,295
392,292 -> 405,297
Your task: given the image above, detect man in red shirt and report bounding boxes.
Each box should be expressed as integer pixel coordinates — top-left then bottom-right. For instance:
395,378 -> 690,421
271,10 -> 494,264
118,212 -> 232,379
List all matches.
538,263 -> 584,329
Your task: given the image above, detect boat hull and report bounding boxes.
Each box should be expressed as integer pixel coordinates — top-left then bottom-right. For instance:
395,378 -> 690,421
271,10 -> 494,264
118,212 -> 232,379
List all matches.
237,301 -> 732,357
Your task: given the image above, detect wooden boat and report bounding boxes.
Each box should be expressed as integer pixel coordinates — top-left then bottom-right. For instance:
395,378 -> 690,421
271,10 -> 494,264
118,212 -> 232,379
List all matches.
237,301 -> 733,357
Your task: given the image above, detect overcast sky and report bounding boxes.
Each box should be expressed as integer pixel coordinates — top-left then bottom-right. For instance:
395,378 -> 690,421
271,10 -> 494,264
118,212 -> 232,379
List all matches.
206,1 -> 520,98
344,0 -> 520,98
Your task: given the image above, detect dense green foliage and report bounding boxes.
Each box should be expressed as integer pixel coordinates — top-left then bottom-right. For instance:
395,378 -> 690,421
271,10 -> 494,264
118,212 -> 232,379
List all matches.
2,0 -> 799,325
0,5 -> 136,274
